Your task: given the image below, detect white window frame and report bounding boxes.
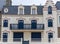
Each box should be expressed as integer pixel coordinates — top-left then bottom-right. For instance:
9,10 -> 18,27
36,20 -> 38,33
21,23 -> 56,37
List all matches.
18,6 -> 24,15
31,5 -> 37,15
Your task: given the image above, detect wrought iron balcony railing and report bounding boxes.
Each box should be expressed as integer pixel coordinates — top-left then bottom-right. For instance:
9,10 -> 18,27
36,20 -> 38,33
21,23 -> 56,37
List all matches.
10,24 -> 44,30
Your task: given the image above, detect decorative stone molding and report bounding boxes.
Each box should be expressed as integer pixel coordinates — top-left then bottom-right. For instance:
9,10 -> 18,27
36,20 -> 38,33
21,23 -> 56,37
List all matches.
16,18 -> 26,20
29,17 -> 39,20
2,30 -> 10,33
43,7 -> 48,11
46,30 -> 55,33
46,16 -> 54,20
2,17 -> 10,20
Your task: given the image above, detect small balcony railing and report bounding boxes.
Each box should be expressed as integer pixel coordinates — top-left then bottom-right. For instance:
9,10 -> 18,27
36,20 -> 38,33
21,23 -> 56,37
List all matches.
13,38 -> 21,42
10,24 -> 44,30
31,38 -> 41,41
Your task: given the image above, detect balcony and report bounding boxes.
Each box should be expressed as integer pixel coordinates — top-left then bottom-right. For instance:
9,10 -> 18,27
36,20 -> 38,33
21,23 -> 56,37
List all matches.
10,24 -> 44,30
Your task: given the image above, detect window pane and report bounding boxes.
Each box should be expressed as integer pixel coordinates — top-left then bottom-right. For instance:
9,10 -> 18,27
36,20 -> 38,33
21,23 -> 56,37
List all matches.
48,33 -> 53,42
3,33 -> 8,42
48,19 -> 53,27
19,8 -> 23,14
3,20 -> 8,27
31,32 -> 41,41
18,20 -> 24,29
31,32 -> 41,38
32,8 -> 36,14
13,32 -> 23,41
31,20 -> 37,29
48,6 -> 52,14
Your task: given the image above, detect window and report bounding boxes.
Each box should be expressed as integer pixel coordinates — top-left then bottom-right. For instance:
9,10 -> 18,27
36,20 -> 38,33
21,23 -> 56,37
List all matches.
31,20 -> 37,29
31,32 -> 41,41
3,33 -> 8,42
32,8 -> 36,14
18,20 -> 24,29
48,33 -> 53,42
59,16 -> 60,23
19,8 -> 23,14
3,20 -> 8,27
13,32 -> 23,41
48,19 -> 53,27
48,6 -> 52,14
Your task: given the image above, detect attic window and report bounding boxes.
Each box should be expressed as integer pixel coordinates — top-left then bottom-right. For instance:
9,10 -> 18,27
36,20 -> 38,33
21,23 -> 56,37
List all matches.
32,8 -> 37,15
19,8 -> 24,15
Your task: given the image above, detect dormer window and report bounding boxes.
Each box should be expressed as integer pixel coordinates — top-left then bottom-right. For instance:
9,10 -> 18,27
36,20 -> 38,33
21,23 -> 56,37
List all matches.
19,8 -> 24,15
18,5 -> 24,15
48,6 -> 52,14
31,8 -> 37,15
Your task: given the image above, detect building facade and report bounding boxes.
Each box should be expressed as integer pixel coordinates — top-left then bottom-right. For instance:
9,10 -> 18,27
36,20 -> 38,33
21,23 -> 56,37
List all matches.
0,0 -> 12,41
1,0 -> 60,44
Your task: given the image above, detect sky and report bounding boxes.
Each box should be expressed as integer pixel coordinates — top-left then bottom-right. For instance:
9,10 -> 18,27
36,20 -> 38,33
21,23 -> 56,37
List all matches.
12,0 -> 60,5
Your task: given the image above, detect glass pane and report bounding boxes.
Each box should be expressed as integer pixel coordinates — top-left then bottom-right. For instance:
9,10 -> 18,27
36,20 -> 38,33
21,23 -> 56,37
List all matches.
3,33 -> 8,42
13,32 -> 23,41
3,20 -> 8,27
32,8 -> 36,14
19,8 -> 23,14
48,6 -> 52,14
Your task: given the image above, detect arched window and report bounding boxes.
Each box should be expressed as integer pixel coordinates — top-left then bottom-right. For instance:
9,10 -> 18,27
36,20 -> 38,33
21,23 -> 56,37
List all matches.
48,6 -> 52,14
48,19 -> 53,27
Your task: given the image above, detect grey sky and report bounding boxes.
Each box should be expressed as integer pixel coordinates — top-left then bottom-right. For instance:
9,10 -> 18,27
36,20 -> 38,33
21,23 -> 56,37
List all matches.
12,0 -> 60,5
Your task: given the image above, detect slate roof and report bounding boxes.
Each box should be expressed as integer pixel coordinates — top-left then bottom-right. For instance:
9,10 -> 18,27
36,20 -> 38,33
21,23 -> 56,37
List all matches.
55,1 -> 60,10
1,1 -> 60,15
2,6 -> 18,15
2,5 -> 44,15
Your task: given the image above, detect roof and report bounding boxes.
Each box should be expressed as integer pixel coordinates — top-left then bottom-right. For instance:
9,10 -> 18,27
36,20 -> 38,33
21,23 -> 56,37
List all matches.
55,1 -> 60,10
2,6 -> 18,15
1,1 -> 60,15
2,5 -> 43,15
